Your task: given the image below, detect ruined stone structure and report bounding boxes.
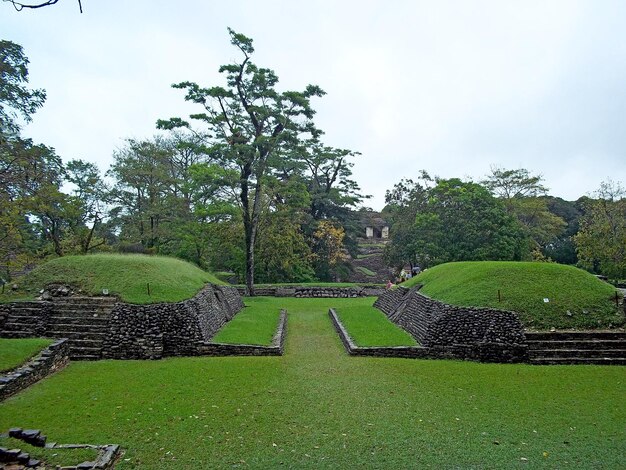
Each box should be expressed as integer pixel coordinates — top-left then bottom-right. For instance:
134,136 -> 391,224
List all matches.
360,211 -> 389,240
373,286 -> 528,362
0,284 -> 245,360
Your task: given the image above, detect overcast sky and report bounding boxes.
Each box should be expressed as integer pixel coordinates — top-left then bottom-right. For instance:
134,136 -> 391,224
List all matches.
3,0 -> 626,209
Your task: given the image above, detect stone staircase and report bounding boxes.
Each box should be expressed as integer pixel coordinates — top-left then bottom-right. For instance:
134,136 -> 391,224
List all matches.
526,331 -> 626,365
46,297 -> 116,360
349,239 -> 393,284
1,302 -> 48,338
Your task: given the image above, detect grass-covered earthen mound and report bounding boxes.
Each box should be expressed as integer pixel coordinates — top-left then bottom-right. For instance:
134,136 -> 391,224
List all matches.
403,261 -> 623,330
2,254 -> 224,304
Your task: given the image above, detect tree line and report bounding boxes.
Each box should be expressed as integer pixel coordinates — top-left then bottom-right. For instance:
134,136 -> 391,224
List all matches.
383,169 -> 625,281
2,32 -> 624,292
1,33 -> 367,293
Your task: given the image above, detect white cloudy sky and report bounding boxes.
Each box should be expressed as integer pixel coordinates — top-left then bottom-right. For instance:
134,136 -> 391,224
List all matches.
3,0 -> 626,208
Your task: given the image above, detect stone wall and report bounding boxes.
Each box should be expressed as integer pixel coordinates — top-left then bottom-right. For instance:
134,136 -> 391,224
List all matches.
1,285 -> 245,360
103,284 -> 244,359
0,301 -> 54,338
373,287 -> 527,362
236,286 -> 385,297
0,339 -> 69,401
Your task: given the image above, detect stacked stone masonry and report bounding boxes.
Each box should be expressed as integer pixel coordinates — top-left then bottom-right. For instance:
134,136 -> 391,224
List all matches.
373,287 -> 528,363
235,286 -> 385,297
1,428 -> 120,469
0,339 -> 69,401
0,285 -> 245,360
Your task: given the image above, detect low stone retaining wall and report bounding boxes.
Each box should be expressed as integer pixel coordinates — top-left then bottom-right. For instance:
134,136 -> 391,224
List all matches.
198,309 -> 288,356
0,339 -> 69,401
1,428 -> 120,469
236,286 -> 385,297
329,308 -> 430,358
103,284 -> 244,360
329,308 -> 527,363
373,286 -> 527,362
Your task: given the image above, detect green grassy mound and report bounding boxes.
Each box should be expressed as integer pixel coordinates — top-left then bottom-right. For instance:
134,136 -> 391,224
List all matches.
335,303 -> 417,347
0,338 -> 53,372
211,297 -> 282,346
1,254 -> 224,304
402,261 -> 623,330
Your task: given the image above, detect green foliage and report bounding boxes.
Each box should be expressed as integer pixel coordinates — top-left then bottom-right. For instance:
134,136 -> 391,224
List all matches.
334,304 -> 417,346
482,167 -> 567,258
311,220 -> 349,281
542,196 -> 582,264
1,254 -> 224,304
211,297 -> 282,345
158,28 -> 326,294
482,166 -> 547,199
404,261 -> 623,329
0,338 -> 52,372
0,40 -> 46,133
574,180 -> 626,280
0,297 -> 624,468
413,179 -> 526,266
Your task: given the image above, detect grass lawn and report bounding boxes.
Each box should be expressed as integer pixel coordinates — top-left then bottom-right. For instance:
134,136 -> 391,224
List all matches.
0,297 -> 623,469
211,298 -> 282,345
0,437 -> 99,466
0,254 -> 223,304
334,301 -> 417,347
0,338 -> 53,373
403,261 -> 623,330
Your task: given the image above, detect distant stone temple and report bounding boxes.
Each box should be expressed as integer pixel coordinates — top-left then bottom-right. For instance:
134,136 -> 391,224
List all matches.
361,211 -> 389,240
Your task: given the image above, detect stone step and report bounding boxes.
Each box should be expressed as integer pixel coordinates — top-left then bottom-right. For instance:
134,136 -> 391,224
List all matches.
47,323 -> 109,333
52,306 -> 114,313
527,340 -> 626,350
52,297 -> 116,306
47,330 -> 108,340
5,306 -> 46,315
48,315 -> 110,324
69,345 -> 102,355
0,330 -> 34,338
68,338 -> 104,348
530,357 -> 626,365
528,349 -> 626,359
526,332 -> 626,341
69,353 -> 101,361
2,320 -> 40,329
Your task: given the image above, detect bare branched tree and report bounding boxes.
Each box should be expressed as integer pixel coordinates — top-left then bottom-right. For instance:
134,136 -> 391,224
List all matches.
3,0 -> 82,13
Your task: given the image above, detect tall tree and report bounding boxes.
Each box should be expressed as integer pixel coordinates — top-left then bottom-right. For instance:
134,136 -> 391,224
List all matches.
0,40 -> 46,134
384,176 -> 526,269
574,180 -> 626,280
158,29 -> 324,295
65,159 -> 108,253
107,137 -> 175,250
482,166 -> 565,257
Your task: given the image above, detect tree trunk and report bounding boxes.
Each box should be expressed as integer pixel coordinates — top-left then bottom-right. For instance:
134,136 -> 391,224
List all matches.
240,165 -> 255,296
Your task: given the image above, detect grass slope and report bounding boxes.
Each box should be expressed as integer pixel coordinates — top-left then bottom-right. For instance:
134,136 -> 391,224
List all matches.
0,338 -> 53,372
1,254 -> 223,304
0,298 -> 624,469
334,303 -> 417,346
403,261 -> 622,330
211,298 -> 282,346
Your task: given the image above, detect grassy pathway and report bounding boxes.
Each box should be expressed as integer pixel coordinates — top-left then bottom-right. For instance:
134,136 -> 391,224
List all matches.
0,298 -> 624,468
